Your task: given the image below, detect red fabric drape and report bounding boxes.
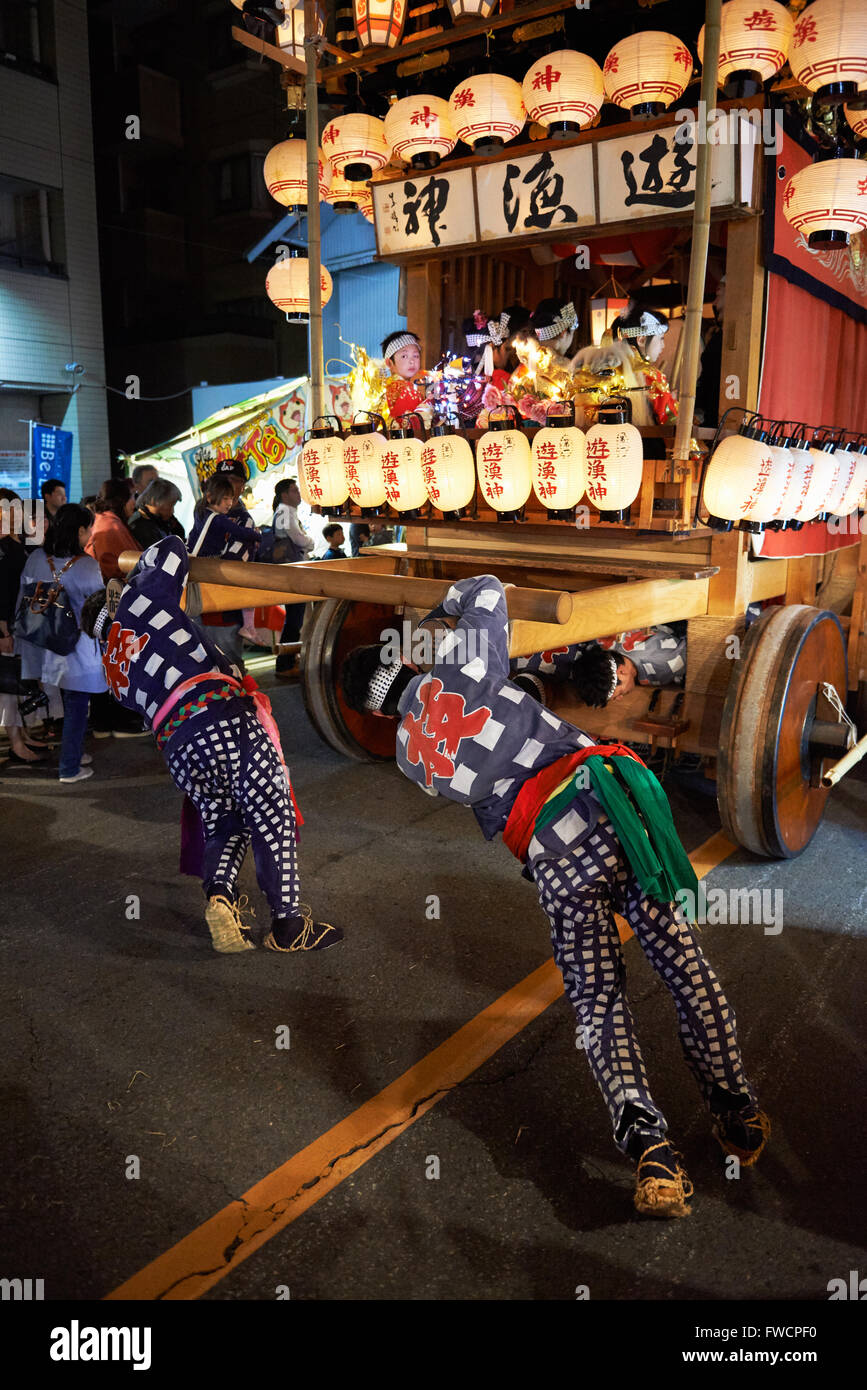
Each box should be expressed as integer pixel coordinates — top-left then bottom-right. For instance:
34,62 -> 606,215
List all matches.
760,273 -> 867,435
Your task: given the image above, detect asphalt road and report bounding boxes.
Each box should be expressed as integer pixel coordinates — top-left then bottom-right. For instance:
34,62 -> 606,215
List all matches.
1,672 -> 865,1303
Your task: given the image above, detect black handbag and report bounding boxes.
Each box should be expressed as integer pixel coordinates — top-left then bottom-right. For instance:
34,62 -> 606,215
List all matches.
13,555 -> 82,655
0,652 -> 47,716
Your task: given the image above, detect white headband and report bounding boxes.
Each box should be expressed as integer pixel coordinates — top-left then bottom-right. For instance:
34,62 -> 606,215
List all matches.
92,605 -> 111,642
605,653 -> 619,701
384,333 -> 420,359
364,660 -> 404,713
535,302 -> 578,342
620,312 -> 668,340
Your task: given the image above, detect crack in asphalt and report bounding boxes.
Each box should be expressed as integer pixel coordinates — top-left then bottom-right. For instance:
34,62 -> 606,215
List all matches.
151,1019 -> 562,1299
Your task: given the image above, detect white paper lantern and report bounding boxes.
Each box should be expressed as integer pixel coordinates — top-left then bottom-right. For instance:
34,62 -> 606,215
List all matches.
584,410 -> 644,520
702,429 -> 773,528
382,424 -> 428,514
263,139 -> 329,207
448,73 -> 526,154
845,103 -> 867,138
323,163 -> 367,213
825,440 -> 860,514
532,416 -> 587,515
322,113 -> 390,182
420,429 -> 477,516
384,95 -> 457,169
783,157 -> 867,249
837,442 -> 867,515
476,412 -> 532,514
446,0 -> 496,20
300,424 -> 349,512
521,51 -> 604,137
344,418 -> 388,510
602,31 -> 694,115
265,257 -> 332,320
353,0 -> 406,49
779,435 -> 817,525
801,439 -> 842,519
698,2 -> 793,86
762,438 -> 802,525
789,0 -> 867,101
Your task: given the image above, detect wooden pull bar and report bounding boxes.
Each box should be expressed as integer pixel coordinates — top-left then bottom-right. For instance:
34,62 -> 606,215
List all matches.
116,552 -> 572,625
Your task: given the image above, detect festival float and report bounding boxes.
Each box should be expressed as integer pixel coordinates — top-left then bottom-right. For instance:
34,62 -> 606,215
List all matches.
141,0 -> 867,862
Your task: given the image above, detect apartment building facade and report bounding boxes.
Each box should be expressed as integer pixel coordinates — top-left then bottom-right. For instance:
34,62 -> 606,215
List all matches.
0,0 -> 110,500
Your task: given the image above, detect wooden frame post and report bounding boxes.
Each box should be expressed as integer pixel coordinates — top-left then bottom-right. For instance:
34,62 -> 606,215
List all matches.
304,1 -> 324,421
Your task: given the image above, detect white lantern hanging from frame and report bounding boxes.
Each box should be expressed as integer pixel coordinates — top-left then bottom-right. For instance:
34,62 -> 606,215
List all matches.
265,256 -> 332,322
448,73 -> 526,156
602,31 -> 694,118
476,406 -> 533,517
782,156 -> 867,249
521,51 -> 605,138
788,0 -> 867,104
383,416 -> 429,515
801,435 -> 842,521
826,436 -> 861,515
584,399 -> 644,522
420,425 -> 477,518
531,403 -> 588,518
384,94 -> 457,169
299,418 -> 349,514
845,104 -> 867,138
344,413 -> 388,512
775,427 -> 816,529
321,113 -> 390,182
263,139 -> 329,207
731,420 -> 791,531
698,1 -> 793,92
761,428 -> 802,529
838,436 -> 867,516
323,163 -> 369,213
353,0 -> 406,50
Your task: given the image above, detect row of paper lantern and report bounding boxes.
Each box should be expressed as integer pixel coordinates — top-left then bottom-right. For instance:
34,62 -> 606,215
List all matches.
298,410 -> 645,520
702,421 -> 867,532
306,0 -> 867,110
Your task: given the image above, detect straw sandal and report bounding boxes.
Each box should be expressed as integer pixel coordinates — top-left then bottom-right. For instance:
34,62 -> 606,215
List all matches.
265,903 -> 343,953
712,1107 -> 771,1167
204,895 -> 255,953
634,1141 -> 694,1219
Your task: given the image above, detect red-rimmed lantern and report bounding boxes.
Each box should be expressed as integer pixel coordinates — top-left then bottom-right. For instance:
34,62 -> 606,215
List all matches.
789,0 -> 867,104
263,139 -> 329,207
584,398 -> 644,523
299,417 -> 349,515
602,31 -> 694,118
782,156 -> 867,249
845,104 -> 867,138
420,425 -> 477,519
448,73 -> 526,156
698,2 -> 793,93
531,403 -> 588,518
321,113 -> 390,182
476,405 -> 533,518
344,412 -> 388,513
265,255 -> 332,322
323,163 -> 369,214
383,415 -> 429,516
384,95 -> 457,169
521,51 -> 604,138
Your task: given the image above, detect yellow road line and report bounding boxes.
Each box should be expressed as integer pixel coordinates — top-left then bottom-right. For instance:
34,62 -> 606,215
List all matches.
106,831 -> 737,1301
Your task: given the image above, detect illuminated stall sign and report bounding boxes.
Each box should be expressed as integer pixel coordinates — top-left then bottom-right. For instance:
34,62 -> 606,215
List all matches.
476,144 -> 595,242
373,167 -> 476,255
372,117 -> 758,258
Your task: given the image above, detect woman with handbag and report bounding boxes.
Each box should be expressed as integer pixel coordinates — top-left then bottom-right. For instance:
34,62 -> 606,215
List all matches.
272,478 -> 313,681
15,503 -> 107,783
0,489 -> 49,766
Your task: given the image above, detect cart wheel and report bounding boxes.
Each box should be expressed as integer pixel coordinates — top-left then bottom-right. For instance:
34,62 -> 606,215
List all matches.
717,605 -> 848,858
301,599 -> 398,762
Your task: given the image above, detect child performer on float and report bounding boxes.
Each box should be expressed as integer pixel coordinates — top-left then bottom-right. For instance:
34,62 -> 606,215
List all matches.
81,536 -> 342,956
381,330 -> 431,424
339,577 -> 768,1219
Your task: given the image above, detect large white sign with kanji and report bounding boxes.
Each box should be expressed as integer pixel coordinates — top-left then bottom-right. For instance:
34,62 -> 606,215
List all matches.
476,144 -> 595,243
372,168 -> 477,256
596,118 -> 756,225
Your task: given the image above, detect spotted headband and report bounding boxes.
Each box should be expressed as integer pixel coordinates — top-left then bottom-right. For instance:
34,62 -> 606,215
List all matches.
535,302 -> 578,342
365,660 -> 405,713
92,605 -> 111,642
383,332 -> 421,359
619,312 -> 668,340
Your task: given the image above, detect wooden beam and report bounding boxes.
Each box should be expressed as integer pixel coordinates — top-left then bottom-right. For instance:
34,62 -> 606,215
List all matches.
509,576 -> 710,657
720,214 -> 765,419
230,24 -> 306,76
406,261 -> 443,371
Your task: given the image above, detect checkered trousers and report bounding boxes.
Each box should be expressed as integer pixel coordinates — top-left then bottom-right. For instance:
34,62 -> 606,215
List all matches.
532,814 -> 756,1155
166,703 -> 299,917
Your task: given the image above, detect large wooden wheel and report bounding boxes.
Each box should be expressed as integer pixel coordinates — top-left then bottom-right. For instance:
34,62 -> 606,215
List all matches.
301,599 -> 398,762
717,605 -> 849,858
